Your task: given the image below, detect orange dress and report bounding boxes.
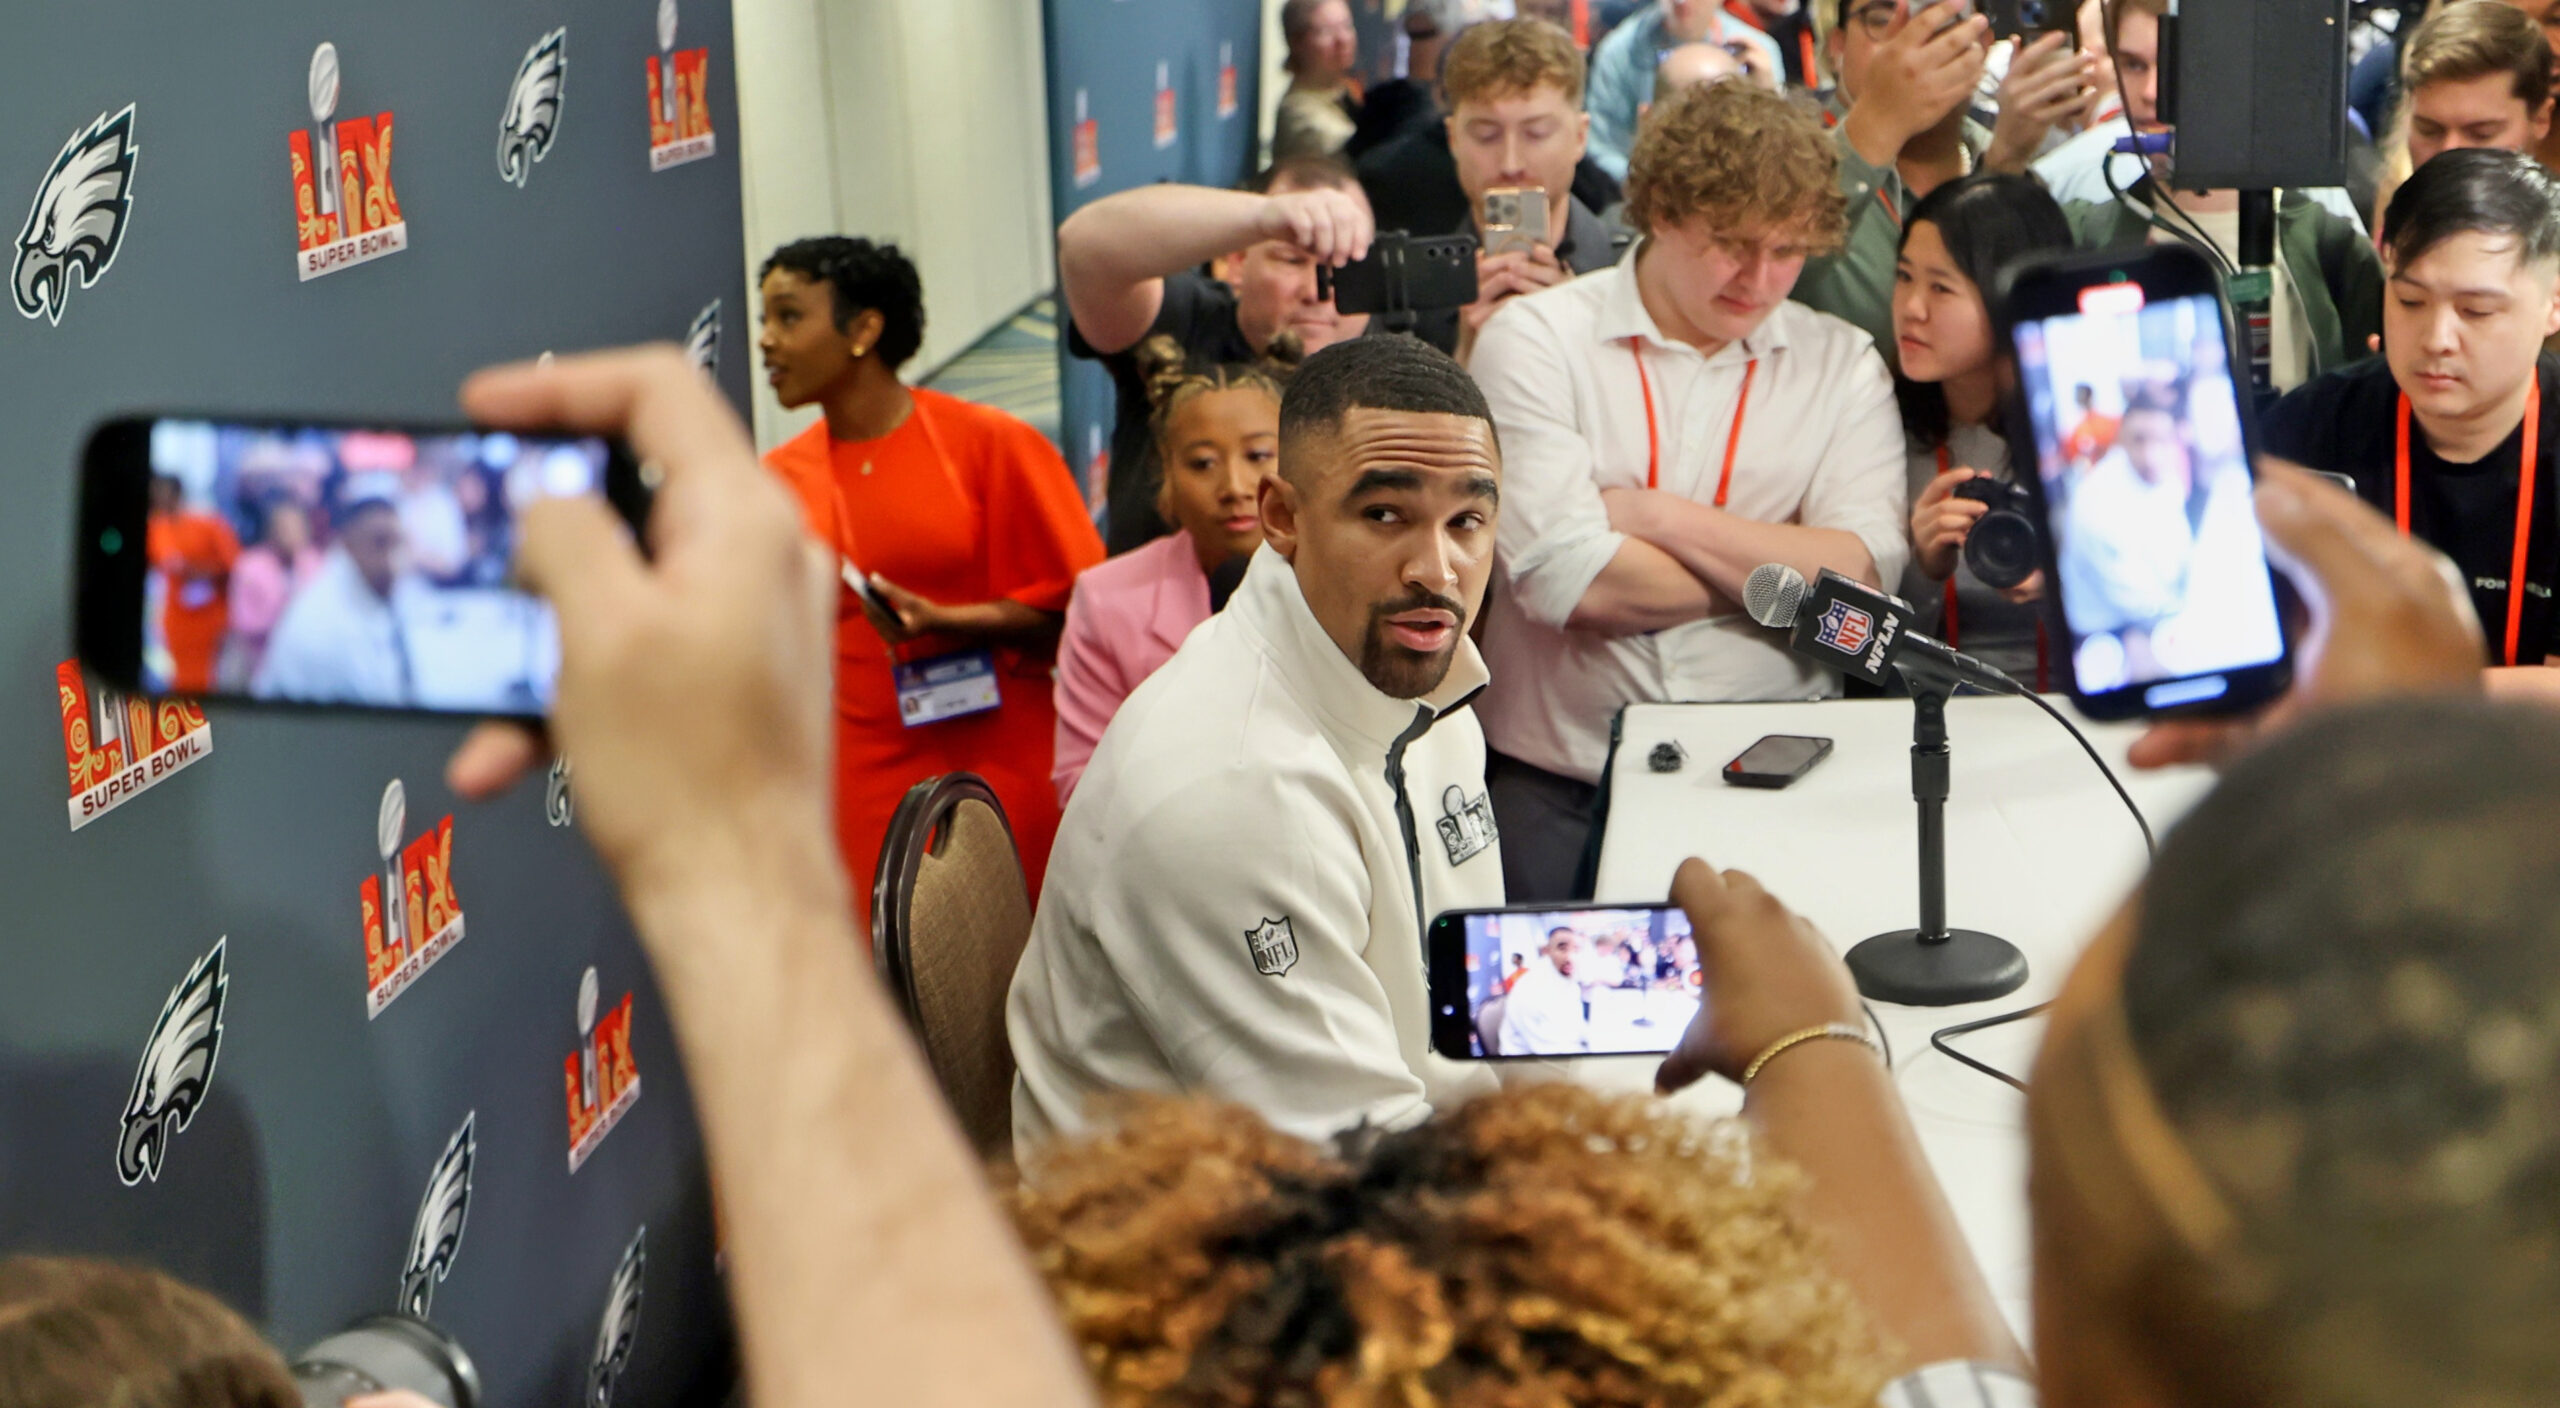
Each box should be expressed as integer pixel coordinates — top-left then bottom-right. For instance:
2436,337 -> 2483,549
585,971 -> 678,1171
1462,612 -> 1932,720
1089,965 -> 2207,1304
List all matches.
765,389 -> 1104,925
148,512 -> 242,693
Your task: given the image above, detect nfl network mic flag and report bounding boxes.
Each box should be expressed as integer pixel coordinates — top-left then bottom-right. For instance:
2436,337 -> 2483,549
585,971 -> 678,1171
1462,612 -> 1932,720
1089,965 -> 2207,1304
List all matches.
1791,570 -> 1920,688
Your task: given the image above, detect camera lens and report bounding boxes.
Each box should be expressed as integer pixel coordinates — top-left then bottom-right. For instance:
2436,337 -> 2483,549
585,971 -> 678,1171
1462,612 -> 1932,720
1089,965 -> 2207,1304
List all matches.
291,1314 -> 480,1408
1965,508 -> 2042,591
2019,0 -> 2047,24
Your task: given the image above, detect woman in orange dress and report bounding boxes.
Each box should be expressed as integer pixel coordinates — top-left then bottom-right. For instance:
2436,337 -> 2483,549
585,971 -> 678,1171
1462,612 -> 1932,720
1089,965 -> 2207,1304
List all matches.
757,238 -> 1104,920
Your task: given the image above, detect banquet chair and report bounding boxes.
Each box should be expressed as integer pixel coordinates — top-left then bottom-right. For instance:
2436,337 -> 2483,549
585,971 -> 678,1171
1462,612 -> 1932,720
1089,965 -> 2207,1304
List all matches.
870,772 -> 1031,1162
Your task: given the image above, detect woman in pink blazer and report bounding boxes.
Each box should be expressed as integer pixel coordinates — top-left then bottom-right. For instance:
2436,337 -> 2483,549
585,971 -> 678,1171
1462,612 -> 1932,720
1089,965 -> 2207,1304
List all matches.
1053,338 -> 1293,804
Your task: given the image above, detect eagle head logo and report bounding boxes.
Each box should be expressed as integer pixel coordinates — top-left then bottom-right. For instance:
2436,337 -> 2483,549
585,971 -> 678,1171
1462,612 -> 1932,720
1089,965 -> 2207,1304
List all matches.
683,300 -> 719,375
117,935 -> 227,1186
399,1112 -> 477,1316
15,104 -> 137,326
586,1225 -> 647,1408
498,29 -> 568,187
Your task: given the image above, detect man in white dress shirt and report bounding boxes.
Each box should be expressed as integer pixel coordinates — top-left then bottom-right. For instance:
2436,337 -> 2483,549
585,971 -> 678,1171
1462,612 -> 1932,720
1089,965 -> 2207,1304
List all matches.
1468,80 -> 1911,899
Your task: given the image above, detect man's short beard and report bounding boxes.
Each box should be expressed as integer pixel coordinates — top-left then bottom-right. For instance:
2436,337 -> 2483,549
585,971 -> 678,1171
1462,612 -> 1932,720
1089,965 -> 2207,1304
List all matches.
1356,589 -> 1466,699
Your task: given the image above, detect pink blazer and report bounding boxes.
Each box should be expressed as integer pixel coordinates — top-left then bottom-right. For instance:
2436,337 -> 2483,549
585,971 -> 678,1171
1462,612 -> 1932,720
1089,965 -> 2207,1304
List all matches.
1052,532 -> 1213,805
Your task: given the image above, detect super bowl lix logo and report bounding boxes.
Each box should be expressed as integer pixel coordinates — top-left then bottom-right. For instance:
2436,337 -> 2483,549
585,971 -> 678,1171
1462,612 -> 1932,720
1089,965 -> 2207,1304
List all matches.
290,42 -> 407,282
15,103 -> 136,325
118,937 -> 227,1186
646,0 -> 716,171
361,778 -> 466,1019
566,966 -> 643,1172
59,661 -> 212,831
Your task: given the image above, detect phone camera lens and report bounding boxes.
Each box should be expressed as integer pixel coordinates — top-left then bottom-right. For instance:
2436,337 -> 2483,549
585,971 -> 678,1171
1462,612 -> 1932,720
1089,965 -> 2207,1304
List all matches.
2020,0 -> 2047,24
100,528 -> 124,555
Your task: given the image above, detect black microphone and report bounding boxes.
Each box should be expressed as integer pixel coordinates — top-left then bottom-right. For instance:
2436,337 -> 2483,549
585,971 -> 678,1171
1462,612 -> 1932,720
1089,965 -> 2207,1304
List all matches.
1744,564 -> 2024,697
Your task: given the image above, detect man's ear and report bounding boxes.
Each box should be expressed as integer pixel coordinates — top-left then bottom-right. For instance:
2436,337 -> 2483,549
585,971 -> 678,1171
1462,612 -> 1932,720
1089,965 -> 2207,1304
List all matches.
2535,96 -> 2556,144
1258,470 -> 1305,563
2541,266 -> 2560,340
1573,109 -> 1592,159
1212,250 -> 1247,285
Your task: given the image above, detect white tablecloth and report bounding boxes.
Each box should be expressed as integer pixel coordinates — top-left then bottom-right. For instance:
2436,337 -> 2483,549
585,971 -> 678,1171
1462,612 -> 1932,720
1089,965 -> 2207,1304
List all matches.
1571,695 -> 2217,1337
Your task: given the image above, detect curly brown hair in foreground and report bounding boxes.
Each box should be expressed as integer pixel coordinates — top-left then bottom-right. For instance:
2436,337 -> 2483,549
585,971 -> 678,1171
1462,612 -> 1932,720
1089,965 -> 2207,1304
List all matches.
0,1256 -> 297,1408
1009,1084 -> 1889,1408
1625,82 -> 1846,256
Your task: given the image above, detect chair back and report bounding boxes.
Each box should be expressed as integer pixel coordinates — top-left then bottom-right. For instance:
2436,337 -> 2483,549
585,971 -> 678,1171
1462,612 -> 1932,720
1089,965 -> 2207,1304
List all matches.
871,773 -> 1032,1161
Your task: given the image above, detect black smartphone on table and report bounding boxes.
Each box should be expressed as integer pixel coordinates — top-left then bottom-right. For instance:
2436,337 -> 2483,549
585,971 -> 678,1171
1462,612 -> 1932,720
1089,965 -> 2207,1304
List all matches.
1723,733 -> 1834,788
1430,904 -> 1702,1060
1992,243 -> 2294,720
77,414 -> 649,718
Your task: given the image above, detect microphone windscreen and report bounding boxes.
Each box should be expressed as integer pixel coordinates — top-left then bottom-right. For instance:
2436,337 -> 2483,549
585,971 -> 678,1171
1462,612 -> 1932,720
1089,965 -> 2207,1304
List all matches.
1743,563 -> 1808,629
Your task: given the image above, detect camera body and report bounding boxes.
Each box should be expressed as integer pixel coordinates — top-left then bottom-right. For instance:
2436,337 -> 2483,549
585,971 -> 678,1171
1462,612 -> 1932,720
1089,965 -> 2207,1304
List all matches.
1951,476 -> 2042,590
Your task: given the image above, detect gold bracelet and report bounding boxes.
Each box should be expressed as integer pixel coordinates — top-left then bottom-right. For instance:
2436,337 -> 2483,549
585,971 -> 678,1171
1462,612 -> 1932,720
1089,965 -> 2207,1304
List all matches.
1741,1022 -> 1881,1086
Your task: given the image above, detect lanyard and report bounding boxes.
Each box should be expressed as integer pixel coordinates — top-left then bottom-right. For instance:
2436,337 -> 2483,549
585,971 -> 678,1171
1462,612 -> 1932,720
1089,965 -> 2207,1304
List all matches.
2396,377 -> 2542,666
1630,340 -> 1756,505
1934,445 -> 2050,692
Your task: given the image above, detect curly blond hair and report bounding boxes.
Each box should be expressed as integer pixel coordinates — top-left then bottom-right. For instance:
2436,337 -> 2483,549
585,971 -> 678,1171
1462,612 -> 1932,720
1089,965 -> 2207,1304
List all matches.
1442,18 -> 1586,111
1008,1084 -> 1890,1408
1625,82 -> 1846,254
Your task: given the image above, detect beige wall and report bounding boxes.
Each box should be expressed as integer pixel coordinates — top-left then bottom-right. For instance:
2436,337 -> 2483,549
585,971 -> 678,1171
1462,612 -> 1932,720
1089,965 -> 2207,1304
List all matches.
732,0 -> 1057,450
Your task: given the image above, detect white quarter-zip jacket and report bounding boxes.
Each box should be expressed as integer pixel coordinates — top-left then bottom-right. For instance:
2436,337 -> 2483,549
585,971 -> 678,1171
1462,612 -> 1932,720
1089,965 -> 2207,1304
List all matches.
1009,546 -> 1505,1147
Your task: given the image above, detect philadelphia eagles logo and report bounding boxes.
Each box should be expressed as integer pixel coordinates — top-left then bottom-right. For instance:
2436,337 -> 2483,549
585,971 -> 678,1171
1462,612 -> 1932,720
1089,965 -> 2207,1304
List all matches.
399,1112 -> 476,1316
117,936 -> 226,1186
498,29 -> 568,187
683,299 -> 719,374
15,103 -> 137,325
546,757 -> 575,827
586,1226 -> 646,1408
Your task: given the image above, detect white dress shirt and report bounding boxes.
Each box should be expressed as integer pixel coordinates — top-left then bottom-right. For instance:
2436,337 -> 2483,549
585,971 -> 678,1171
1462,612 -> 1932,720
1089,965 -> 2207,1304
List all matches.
1468,248 -> 1912,783
1008,546 -> 1504,1147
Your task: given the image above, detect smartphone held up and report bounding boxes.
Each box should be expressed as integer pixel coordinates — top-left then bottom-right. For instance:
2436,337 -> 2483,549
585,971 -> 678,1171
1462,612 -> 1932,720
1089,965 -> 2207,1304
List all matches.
1431,904 -> 1703,1060
78,415 -> 649,719
1992,243 -> 2295,719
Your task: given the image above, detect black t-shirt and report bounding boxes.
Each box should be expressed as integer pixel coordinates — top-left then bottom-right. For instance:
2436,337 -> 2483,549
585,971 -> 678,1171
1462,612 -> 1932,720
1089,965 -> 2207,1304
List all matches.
1068,271 -> 1258,556
2259,353 -> 2560,665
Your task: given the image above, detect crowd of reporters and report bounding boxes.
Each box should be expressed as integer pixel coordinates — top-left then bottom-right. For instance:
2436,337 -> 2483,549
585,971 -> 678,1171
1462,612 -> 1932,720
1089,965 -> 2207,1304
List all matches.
18,2 -> 2560,1406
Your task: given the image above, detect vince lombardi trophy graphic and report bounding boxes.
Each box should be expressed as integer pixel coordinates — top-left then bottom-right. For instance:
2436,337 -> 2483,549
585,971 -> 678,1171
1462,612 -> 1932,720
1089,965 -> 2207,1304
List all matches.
577,966 -> 601,1114
378,778 -> 409,957
310,43 -> 342,226
657,0 -> 681,128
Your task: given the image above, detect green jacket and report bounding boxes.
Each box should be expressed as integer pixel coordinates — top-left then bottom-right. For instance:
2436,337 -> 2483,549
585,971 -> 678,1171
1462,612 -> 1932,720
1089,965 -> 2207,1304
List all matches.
1791,98 -> 1992,361
2065,184 -> 2384,378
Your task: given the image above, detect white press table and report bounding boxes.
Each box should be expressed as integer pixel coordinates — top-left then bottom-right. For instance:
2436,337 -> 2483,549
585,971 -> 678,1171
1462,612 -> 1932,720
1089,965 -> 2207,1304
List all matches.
1567,696 -> 2217,1337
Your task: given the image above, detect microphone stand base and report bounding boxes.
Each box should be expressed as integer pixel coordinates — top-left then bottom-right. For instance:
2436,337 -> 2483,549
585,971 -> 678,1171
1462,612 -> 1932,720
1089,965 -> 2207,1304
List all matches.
1846,929 -> 2028,1007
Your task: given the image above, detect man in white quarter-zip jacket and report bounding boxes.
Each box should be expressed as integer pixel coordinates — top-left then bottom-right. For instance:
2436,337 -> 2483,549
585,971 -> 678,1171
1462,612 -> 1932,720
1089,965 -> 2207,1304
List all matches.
1010,336 -> 1510,1146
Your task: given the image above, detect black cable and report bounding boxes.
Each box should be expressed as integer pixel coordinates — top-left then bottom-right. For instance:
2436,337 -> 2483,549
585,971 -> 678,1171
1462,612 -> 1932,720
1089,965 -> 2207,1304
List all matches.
2095,0 -> 2235,278
1922,687 -> 2158,1091
2010,687 -> 2156,859
1863,1000 -> 1895,1070
1930,1002 -> 2049,1091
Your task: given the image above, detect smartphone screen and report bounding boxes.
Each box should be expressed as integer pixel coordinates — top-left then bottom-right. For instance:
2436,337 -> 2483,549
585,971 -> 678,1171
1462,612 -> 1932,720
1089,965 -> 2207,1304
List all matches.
1431,905 -> 1700,1059
2007,253 -> 2290,716
80,416 -> 635,716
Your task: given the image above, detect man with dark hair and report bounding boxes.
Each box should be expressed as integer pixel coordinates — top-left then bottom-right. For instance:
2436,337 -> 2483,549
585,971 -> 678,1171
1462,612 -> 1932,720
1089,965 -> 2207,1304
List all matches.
1009,336 -> 1508,1144
255,475 -> 426,706
1058,160 -> 1376,555
1497,924 -> 1589,1054
2262,149 -> 2560,695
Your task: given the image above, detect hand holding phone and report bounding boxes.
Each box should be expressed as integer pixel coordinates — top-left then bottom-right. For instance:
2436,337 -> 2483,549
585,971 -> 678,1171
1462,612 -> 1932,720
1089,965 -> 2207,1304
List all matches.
1655,859 -> 1867,1094
2125,463 -> 2489,770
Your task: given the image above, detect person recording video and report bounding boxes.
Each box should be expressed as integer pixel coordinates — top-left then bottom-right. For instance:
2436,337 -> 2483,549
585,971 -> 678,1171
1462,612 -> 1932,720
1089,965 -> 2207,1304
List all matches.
1796,0 -> 2102,360
1057,160 -> 1374,555
2260,148 -> 2560,698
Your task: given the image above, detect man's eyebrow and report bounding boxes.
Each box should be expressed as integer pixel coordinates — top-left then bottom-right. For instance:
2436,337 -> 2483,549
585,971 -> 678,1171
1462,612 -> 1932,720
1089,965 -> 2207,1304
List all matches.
1347,467 -> 1425,496
1461,473 -> 1500,506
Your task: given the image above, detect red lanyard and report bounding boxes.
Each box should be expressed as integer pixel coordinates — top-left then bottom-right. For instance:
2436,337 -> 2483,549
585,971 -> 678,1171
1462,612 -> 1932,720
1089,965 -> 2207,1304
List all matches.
1934,445 -> 2050,691
1630,341 -> 1756,505
2396,377 -> 2541,666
